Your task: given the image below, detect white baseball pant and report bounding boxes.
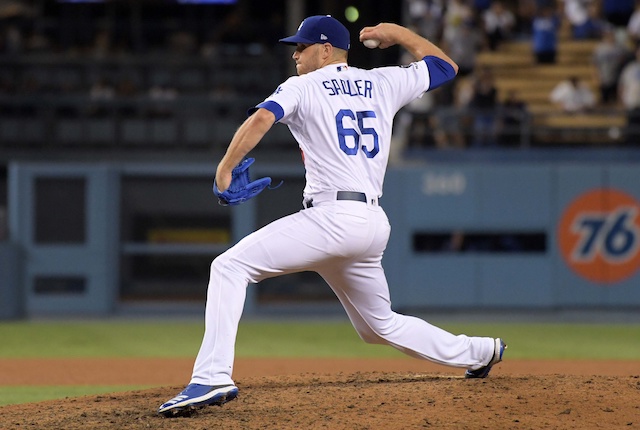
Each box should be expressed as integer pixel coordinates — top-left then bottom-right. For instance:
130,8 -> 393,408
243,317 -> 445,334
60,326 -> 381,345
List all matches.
190,192 -> 496,386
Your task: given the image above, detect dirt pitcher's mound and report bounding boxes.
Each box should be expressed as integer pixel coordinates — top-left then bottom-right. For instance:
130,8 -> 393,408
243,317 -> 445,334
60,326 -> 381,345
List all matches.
1,371 -> 639,429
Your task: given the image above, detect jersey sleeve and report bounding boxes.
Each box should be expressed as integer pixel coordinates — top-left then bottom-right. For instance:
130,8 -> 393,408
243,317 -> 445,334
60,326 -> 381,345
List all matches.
247,76 -> 304,125
373,56 -> 456,112
423,55 -> 457,90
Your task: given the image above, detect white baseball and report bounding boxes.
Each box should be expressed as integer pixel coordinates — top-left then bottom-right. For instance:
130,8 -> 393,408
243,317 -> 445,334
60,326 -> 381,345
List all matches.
363,39 -> 380,49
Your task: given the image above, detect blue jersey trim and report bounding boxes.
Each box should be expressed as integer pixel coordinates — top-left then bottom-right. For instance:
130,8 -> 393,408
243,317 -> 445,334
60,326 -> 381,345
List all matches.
423,55 -> 457,90
247,100 -> 284,121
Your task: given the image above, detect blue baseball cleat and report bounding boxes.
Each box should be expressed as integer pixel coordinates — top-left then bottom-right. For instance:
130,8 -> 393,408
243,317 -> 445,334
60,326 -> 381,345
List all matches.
465,338 -> 507,379
158,383 -> 239,417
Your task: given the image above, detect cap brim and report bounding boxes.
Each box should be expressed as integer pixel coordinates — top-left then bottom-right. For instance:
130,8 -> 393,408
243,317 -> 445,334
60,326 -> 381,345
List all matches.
279,35 -> 316,46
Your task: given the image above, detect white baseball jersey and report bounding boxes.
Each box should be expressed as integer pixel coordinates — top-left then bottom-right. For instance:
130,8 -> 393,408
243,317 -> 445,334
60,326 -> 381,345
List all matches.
256,60 -> 432,197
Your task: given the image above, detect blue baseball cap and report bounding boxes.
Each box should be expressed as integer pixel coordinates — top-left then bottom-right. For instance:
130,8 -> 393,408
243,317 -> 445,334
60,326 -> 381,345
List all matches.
279,15 -> 350,51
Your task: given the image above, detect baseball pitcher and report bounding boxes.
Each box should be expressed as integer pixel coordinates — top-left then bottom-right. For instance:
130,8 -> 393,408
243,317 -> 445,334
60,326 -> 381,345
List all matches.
159,15 -> 506,417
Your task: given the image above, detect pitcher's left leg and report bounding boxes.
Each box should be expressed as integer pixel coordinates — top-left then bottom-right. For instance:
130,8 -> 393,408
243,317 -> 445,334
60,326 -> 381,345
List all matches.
321,262 -> 495,368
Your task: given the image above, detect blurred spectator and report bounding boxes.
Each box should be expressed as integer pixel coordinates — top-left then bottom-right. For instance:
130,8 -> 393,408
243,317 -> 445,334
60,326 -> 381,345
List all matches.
395,50 -> 438,150
618,46 -> 640,143
572,2 -> 607,39
627,2 -> 640,47
116,78 -> 138,97
0,75 -> 11,93
399,91 -> 437,149
562,0 -> 593,38
407,0 -> 445,42
90,29 -> 112,59
24,28 -> 51,54
437,231 -> 530,252
0,75 -> 15,116
443,0 -> 475,46
90,78 -> 115,101
532,6 -> 561,64
432,105 -> 467,149
54,79 -> 80,118
168,31 -> 197,56
444,22 -> 484,77
209,82 -> 236,101
550,76 -> 596,112
205,8 -> 257,55
442,230 -> 465,252
601,0 -> 635,28
467,67 -> 499,146
147,84 -> 178,118
255,11 -> 285,50
57,1 -> 96,53
430,80 -> 467,149
114,78 -> 139,117
514,0 -> 537,37
394,51 -> 435,149
87,78 -> 115,117
482,1 -> 516,51
0,24 -> 23,54
592,29 -> 630,105
535,0 -> 557,8
472,0 -> 492,15
15,74 -> 40,116
498,89 -> 529,146
207,83 -> 234,119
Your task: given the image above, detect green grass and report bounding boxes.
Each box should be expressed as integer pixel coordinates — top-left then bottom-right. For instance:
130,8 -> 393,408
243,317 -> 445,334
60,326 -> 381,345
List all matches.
0,320 -> 639,407
236,322 -> 640,360
0,385 -> 155,407
0,321 -> 205,358
441,323 -> 640,360
0,320 -> 639,360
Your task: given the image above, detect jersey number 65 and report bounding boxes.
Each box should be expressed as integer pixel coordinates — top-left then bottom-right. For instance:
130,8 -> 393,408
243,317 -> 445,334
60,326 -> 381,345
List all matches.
336,109 -> 379,158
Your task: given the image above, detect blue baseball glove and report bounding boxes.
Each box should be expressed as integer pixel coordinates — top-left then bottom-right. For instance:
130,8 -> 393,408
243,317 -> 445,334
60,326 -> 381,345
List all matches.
213,157 -> 272,206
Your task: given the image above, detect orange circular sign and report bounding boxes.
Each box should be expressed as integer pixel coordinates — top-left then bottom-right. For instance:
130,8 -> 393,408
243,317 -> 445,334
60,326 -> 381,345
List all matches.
558,188 -> 640,284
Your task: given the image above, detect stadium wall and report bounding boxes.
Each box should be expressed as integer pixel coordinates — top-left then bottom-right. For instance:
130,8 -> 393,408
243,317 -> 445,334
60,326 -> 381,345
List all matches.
4,160 -> 640,318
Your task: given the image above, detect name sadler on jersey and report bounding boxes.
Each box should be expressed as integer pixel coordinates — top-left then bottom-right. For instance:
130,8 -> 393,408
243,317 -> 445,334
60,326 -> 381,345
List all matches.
322,79 -> 373,98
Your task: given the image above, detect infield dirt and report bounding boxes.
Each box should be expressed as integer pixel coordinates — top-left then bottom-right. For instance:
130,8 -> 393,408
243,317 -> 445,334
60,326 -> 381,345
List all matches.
1,358 -> 639,429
